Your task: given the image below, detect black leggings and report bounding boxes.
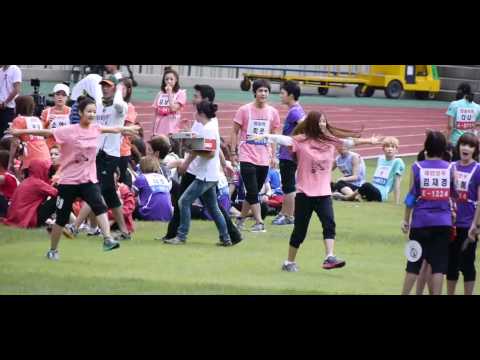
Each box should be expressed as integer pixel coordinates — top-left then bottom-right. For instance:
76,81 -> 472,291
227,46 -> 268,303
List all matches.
37,197 -> 58,227
118,155 -> 132,188
240,162 -> 269,205
164,172 -> 240,242
289,193 -> 336,249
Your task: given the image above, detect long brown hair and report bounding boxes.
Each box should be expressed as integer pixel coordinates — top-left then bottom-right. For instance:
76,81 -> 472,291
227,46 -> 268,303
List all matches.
292,111 -> 363,142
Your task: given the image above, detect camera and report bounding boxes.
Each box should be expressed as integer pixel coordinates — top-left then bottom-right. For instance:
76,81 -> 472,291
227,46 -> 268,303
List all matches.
29,78 -> 54,117
30,78 -> 40,88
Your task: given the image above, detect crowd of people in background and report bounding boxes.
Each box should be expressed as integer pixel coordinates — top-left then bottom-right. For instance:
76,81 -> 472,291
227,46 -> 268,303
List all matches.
1,64 -> 479,295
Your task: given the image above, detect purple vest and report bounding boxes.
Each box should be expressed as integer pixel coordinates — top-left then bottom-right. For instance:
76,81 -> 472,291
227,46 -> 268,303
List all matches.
410,160 -> 453,228
454,161 -> 480,228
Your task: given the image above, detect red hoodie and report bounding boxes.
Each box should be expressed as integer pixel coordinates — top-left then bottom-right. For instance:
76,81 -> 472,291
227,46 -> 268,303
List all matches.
5,159 -> 58,228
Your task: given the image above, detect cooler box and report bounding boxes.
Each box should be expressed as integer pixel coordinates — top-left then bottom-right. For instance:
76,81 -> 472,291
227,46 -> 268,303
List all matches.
170,132 -> 217,151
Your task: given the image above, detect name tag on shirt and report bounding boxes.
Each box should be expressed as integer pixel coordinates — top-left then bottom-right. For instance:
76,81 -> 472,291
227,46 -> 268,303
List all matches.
145,173 -> 170,193
49,115 -> 70,129
455,170 -> 474,202
372,165 -> 392,186
420,168 -> 450,200
25,117 -> 44,141
246,119 -> 270,145
456,107 -> 477,130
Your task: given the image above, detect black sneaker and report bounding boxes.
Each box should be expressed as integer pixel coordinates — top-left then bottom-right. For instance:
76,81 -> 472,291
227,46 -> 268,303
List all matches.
216,240 -> 233,247
114,232 -> 132,241
230,229 -> 243,245
103,238 -> 120,251
322,256 -> 346,270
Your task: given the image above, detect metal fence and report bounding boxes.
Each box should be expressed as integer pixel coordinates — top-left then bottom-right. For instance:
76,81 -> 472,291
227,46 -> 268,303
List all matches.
19,65 -> 371,79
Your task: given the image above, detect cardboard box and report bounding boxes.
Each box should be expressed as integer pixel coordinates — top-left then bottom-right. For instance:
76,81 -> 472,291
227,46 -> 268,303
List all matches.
170,132 -> 217,151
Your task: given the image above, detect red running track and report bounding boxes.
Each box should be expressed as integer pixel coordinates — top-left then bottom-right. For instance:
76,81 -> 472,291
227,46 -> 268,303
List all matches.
132,101 -> 446,158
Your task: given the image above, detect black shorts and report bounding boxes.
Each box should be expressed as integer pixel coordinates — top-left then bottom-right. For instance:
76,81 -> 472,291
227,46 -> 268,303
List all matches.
96,150 -> 121,209
55,182 -> 108,227
447,227 -> 477,282
357,182 -> 382,202
332,180 -> 360,193
279,159 -> 297,194
406,226 -> 450,275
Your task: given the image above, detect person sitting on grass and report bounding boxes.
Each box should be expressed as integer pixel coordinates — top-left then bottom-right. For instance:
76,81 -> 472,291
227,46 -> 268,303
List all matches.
343,137 -> 405,204
4,159 -> 58,229
0,149 -> 18,218
331,141 -> 366,201
133,155 -> 173,222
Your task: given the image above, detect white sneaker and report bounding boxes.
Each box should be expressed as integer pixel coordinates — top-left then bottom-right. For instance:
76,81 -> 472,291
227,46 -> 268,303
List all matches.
251,223 -> 266,233
87,226 -> 102,237
78,223 -> 90,233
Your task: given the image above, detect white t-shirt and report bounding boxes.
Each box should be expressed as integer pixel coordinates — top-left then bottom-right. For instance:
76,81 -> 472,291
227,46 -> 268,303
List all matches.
187,118 -> 220,178
0,65 -> 22,108
192,119 -> 221,182
96,89 -> 128,157
71,74 -> 102,102
113,71 -> 123,81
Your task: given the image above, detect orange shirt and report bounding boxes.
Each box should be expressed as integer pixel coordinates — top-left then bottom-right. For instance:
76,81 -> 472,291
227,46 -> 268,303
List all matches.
120,103 -> 138,157
41,106 -> 71,149
12,116 -> 51,170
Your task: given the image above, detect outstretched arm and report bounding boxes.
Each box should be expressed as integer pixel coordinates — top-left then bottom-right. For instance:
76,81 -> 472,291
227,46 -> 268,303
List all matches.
100,125 -> 141,135
6,128 -> 53,138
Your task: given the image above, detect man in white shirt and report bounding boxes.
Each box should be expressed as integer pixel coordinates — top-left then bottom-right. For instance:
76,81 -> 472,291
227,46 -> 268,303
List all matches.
0,65 -> 22,138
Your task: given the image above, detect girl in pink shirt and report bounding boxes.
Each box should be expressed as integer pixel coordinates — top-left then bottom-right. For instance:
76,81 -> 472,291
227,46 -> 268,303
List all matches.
152,67 -> 187,136
6,98 -> 140,260
256,111 -> 381,272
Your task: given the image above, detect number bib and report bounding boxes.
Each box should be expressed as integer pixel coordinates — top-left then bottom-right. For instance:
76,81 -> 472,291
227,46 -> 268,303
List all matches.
456,107 -> 477,130
25,116 -> 45,141
419,167 -> 450,200
454,163 -> 478,203
157,94 -> 171,116
246,106 -> 271,146
49,115 -> 70,129
372,165 -> 392,186
145,173 -> 171,193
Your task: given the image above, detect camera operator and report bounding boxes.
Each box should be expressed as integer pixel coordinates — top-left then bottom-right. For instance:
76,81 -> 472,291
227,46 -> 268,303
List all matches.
0,65 -> 22,138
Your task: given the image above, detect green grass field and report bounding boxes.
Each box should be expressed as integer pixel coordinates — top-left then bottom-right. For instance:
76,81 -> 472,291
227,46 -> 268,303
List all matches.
1,157 -> 478,295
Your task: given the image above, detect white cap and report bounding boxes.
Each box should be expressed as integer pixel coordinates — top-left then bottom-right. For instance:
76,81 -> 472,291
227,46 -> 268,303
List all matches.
53,83 -> 70,96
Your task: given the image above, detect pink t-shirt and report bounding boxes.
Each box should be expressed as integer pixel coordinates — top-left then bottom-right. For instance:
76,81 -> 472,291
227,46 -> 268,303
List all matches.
233,103 -> 281,166
292,135 -> 342,197
152,89 -> 187,136
53,124 -> 102,185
